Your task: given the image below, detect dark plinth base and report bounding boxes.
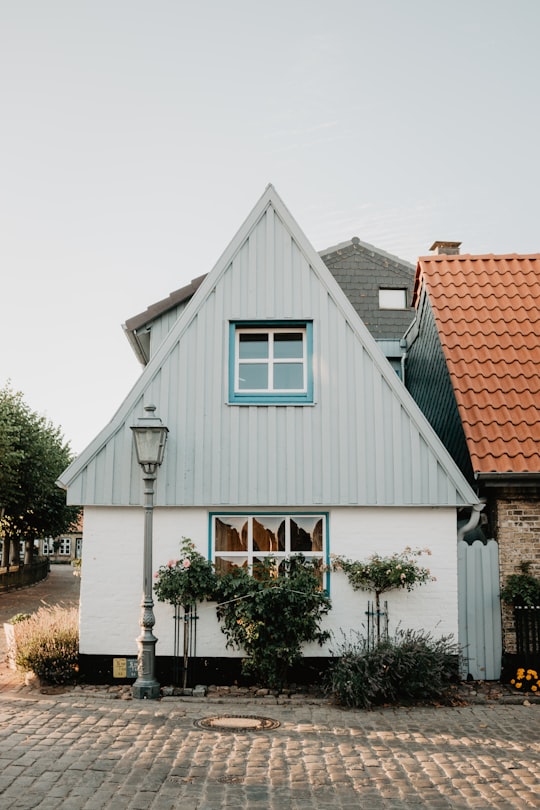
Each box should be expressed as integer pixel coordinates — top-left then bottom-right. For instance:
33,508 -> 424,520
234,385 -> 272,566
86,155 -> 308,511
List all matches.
132,679 -> 161,699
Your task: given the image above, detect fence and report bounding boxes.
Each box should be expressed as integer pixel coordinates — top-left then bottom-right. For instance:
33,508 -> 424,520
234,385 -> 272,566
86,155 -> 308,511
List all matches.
514,606 -> 540,659
0,559 -> 50,592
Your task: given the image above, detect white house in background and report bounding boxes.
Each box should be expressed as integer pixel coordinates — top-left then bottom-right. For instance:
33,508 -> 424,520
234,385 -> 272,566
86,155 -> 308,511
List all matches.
57,185 -> 479,683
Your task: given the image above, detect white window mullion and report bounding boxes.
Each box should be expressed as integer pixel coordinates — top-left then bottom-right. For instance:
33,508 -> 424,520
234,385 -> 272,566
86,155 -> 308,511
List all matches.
268,331 -> 275,391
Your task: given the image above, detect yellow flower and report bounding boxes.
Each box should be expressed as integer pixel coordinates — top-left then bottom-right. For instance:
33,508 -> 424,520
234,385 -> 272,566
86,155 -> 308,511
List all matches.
510,679 -> 515,685
532,685 -> 538,692
515,682 -> 522,689
517,668 -> 525,678
526,675 -> 532,680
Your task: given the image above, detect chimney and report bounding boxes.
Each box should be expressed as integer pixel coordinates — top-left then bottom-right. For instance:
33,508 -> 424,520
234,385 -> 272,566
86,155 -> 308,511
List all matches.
429,240 -> 461,255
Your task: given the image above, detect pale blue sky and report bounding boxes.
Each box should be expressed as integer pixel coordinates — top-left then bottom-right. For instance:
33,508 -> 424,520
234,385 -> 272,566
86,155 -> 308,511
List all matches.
2,1 -> 539,452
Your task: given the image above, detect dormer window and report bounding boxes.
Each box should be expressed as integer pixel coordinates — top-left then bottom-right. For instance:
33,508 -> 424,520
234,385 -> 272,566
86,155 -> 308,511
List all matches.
229,322 -> 313,404
379,288 -> 407,309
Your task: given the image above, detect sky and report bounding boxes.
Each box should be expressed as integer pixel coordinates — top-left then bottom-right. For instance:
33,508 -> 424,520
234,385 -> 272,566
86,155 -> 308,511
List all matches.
2,0 -> 539,454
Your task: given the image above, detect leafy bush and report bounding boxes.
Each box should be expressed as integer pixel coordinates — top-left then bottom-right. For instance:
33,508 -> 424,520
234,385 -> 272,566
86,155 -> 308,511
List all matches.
8,613 -> 31,624
215,556 -> 331,689
332,547 -> 435,595
332,548 -> 437,642
326,628 -> 460,709
500,562 -> 540,607
154,537 -> 217,607
14,605 -> 79,685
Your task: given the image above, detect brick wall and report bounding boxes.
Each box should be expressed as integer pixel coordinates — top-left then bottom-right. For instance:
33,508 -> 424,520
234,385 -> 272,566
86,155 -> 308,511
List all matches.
496,496 -> 540,653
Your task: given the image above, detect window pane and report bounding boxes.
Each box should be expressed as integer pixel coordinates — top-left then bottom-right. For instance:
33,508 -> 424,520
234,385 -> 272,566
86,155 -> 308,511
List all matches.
239,333 -> 268,359
274,332 -> 303,358
253,557 -> 281,580
253,516 -> 285,552
274,363 -> 304,390
379,289 -> 407,309
215,556 -> 248,575
291,517 -> 323,552
215,517 -> 248,551
238,363 -> 268,390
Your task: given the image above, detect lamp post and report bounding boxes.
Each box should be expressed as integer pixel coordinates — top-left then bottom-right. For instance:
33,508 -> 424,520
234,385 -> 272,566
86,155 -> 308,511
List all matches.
131,404 -> 169,699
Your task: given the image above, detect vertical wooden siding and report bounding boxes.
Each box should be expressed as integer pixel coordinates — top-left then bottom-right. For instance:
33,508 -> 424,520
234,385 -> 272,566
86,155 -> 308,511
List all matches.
458,539 -> 502,680
66,204 -> 474,507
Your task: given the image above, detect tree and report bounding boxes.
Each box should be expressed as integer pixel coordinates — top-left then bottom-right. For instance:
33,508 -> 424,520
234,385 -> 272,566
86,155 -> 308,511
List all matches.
332,547 -> 436,642
0,383 -> 80,561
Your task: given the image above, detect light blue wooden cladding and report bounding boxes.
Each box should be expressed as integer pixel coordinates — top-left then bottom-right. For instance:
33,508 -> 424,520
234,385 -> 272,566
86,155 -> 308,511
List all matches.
458,539 -> 502,680
59,186 -> 478,509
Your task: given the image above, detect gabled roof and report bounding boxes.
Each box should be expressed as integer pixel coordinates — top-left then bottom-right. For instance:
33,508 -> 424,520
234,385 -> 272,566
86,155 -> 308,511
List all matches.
320,237 -> 415,341
320,235 -> 415,276
58,186 -> 478,508
414,253 -> 540,476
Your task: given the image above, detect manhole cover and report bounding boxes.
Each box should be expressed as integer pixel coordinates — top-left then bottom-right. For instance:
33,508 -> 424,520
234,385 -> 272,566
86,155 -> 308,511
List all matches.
195,715 -> 280,731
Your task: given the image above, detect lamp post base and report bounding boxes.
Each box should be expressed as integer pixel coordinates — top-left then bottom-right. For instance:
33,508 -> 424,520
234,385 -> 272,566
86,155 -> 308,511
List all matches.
132,679 -> 161,700
132,627 -> 160,700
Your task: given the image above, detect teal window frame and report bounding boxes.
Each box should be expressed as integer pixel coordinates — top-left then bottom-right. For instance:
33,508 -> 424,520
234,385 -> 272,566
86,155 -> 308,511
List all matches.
229,321 -> 313,404
209,511 -> 330,592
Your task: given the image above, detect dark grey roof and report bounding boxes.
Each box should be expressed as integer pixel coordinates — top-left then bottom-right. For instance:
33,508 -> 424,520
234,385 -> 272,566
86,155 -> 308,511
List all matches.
320,237 -> 416,340
124,274 -> 206,333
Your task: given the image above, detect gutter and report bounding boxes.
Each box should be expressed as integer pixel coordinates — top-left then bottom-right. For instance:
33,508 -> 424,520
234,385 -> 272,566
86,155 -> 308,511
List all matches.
457,502 -> 485,542
476,472 -> 540,486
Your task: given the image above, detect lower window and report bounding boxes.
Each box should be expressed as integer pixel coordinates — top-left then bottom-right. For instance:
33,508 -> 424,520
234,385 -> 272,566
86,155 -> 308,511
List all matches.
211,513 -> 327,582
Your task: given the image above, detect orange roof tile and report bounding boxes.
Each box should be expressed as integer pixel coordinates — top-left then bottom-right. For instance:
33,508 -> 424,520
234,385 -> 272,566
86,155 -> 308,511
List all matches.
415,254 -> 540,475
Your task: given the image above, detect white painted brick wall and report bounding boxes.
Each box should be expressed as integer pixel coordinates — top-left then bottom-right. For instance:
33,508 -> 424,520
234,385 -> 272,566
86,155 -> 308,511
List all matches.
80,505 -> 458,656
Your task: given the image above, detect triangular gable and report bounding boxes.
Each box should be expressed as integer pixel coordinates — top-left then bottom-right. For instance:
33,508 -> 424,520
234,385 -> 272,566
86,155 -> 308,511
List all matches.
58,185 -> 478,508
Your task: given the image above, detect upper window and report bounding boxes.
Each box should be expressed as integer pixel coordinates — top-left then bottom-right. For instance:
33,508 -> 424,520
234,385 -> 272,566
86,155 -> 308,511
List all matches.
379,288 -> 407,309
229,322 -> 313,404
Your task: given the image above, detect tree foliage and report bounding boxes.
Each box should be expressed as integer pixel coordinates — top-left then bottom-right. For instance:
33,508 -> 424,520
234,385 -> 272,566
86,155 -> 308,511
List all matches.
0,383 -> 80,545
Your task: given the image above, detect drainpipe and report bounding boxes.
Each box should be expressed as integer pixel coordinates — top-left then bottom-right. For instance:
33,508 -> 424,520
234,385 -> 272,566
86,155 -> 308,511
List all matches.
457,501 -> 485,542
399,339 -> 408,384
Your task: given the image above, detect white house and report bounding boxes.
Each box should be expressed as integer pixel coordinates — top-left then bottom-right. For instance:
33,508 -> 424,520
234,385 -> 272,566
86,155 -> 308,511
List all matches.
58,185 -> 479,684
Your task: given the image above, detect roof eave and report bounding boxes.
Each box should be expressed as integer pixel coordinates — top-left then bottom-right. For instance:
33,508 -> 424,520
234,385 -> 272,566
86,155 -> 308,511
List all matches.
122,323 -> 149,366
477,472 -> 540,487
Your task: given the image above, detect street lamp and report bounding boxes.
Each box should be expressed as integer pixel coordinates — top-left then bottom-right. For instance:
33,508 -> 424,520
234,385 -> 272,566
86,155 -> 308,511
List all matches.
131,404 -> 169,699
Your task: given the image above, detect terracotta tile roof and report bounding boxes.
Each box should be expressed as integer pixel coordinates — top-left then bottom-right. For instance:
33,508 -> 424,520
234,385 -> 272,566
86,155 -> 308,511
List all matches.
414,254 -> 540,475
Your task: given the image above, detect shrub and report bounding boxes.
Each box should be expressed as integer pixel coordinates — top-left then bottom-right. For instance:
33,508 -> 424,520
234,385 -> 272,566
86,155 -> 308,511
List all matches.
154,537 -> 217,608
215,556 -> 331,689
500,562 -> 540,607
326,628 -> 460,709
8,613 -> 32,624
14,605 -> 79,685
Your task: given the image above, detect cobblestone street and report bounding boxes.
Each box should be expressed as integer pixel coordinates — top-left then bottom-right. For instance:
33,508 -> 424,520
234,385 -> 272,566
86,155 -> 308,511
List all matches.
1,569 -> 539,808
0,691 -> 538,809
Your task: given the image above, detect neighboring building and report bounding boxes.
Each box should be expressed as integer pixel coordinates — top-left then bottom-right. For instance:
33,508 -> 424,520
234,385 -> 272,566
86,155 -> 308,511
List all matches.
404,244 -> 540,675
38,516 -> 83,563
320,237 -> 415,377
58,186 -> 478,683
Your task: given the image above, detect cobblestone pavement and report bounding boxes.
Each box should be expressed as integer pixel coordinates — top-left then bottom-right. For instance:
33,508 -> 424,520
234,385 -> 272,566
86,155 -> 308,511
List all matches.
1,571 -> 539,808
0,691 -> 538,809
